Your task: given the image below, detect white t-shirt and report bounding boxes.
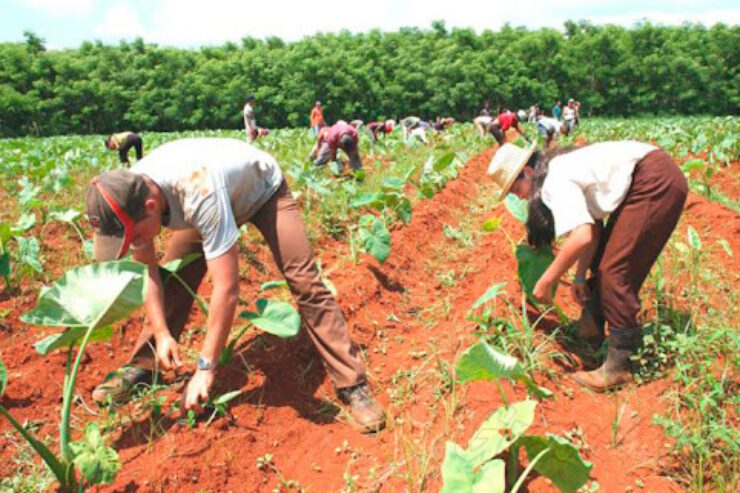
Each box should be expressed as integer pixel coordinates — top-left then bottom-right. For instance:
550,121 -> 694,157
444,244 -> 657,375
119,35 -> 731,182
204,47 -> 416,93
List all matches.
131,138 -> 283,259
537,117 -> 562,133
542,141 -> 657,237
563,106 -> 575,121
243,103 -> 256,131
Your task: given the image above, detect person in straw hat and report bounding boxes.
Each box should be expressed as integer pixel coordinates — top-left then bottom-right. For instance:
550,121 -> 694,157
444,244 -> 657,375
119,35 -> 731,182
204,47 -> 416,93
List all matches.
487,141 -> 687,391
85,138 -> 385,433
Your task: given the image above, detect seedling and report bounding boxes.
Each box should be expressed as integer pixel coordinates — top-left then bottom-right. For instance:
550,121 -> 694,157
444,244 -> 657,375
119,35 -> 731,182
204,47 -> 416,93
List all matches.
0,260 -> 147,491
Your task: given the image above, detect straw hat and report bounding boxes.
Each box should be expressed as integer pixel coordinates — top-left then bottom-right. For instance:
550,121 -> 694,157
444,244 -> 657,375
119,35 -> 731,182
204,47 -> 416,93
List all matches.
487,142 -> 537,200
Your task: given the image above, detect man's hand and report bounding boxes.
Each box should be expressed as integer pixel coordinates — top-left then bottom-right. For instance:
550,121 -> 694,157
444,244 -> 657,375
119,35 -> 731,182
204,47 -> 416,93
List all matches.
532,278 -> 554,304
570,282 -> 591,307
155,333 -> 182,370
182,369 -> 214,414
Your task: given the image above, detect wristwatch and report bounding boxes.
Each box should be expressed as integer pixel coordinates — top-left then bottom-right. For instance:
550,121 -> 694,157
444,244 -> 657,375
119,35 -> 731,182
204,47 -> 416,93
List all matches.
196,356 -> 217,371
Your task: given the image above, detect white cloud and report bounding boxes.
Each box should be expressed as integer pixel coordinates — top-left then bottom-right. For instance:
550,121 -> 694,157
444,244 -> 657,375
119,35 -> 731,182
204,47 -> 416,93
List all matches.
94,3 -> 147,39
18,0 -> 96,16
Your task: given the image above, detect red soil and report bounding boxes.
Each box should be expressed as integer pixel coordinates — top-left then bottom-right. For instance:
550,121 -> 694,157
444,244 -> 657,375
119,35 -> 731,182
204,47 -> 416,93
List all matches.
1,144 -> 737,492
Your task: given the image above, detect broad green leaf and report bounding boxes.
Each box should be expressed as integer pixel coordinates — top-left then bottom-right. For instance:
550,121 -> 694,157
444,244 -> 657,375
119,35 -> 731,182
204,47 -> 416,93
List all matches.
466,400 -> 537,467
14,213 -> 36,232
350,192 -> 384,208
680,159 -> 705,174
482,217 -> 502,232
21,260 -> 147,329
687,225 -> 702,250
516,244 -> 555,299
69,422 -> 121,485
213,390 -> 242,406
433,151 -> 456,172
160,252 -> 203,275
396,198 -> 412,224
457,342 -> 551,399
0,357 -> 6,397
382,176 -> 406,190
471,282 -> 507,310
517,434 -> 592,493
34,326 -> 114,355
241,299 -> 300,338
503,194 -> 528,223
47,209 -> 81,224
441,442 -> 475,493
15,236 -> 43,273
474,459 -> 506,493
260,280 -> 288,291
441,442 -> 505,493
359,217 -> 391,264
457,341 -> 525,384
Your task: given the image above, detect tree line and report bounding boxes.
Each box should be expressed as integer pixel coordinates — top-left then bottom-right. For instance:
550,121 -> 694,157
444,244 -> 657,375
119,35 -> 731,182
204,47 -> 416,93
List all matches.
0,21 -> 737,137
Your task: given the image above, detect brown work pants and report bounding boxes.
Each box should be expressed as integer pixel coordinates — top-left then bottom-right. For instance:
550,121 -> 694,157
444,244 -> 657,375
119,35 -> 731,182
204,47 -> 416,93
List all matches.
587,149 -> 688,330
129,180 -> 366,389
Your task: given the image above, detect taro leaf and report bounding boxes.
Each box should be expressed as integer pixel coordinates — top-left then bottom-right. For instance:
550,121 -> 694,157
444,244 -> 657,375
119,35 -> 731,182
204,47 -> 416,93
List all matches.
15,236 -> 43,273
516,244 -> 555,300
358,216 -> 391,264
382,176 -> 406,190
687,225 -> 702,250
83,239 -> 94,260
471,282 -> 507,310
21,260 -> 147,329
69,422 -> 121,485
47,209 -> 81,224
34,326 -> 114,355
434,151 -> 456,172
14,213 -> 36,232
517,434 -> 592,493
396,198 -> 412,224
350,192 -> 384,209
260,280 -> 288,291
465,400 -> 537,468
456,341 -> 551,399
241,299 -> 300,338
0,357 -> 6,397
441,442 -> 505,493
159,252 -> 203,284
680,158 -> 705,174
503,194 -> 528,223
482,217 -> 502,232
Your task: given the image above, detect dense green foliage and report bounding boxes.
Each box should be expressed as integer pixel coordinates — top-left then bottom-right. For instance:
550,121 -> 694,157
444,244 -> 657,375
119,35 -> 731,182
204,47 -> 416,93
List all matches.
1,21 -> 738,137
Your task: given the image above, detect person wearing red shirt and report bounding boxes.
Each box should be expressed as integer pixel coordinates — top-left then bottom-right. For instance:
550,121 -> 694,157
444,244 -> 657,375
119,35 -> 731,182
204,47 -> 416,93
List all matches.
309,121 -> 362,170
487,110 -> 529,146
309,101 -> 326,136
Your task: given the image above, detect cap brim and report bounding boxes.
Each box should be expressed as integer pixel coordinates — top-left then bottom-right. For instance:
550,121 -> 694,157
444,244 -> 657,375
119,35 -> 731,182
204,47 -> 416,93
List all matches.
498,141 -> 538,201
93,233 -> 126,262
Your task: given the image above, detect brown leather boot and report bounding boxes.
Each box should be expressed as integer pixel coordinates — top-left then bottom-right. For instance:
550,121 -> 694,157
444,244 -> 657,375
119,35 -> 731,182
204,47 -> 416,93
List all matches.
337,383 -> 386,434
574,327 -> 640,392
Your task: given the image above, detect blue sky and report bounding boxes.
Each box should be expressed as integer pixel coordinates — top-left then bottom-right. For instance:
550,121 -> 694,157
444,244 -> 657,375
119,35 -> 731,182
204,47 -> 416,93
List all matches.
1,0 -> 738,49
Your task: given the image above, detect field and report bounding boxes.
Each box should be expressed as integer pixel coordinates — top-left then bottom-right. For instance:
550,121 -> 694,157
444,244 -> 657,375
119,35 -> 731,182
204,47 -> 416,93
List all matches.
0,118 -> 738,492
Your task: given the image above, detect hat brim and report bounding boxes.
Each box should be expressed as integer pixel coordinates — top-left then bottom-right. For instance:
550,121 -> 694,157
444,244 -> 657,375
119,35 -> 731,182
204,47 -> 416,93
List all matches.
93,233 -> 127,262
498,141 -> 537,201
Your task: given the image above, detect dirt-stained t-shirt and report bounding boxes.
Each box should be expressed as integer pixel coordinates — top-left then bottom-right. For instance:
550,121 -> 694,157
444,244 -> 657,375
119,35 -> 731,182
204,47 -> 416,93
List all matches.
542,141 -> 657,238
131,138 -> 283,259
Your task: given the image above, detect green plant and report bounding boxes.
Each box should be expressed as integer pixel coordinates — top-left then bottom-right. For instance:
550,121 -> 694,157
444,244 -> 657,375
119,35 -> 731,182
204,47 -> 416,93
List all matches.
441,341 -> 591,492
0,260 -> 147,491
350,214 -> 391,264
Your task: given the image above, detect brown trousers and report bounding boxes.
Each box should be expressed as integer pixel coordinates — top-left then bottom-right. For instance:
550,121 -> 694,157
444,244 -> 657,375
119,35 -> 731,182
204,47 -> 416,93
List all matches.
129,180 -> 366,389
586,149 -> 688,330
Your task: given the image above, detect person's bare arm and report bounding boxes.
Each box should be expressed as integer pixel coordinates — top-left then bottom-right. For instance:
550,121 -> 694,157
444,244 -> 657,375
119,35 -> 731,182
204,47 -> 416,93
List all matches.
532,223 -> 598,303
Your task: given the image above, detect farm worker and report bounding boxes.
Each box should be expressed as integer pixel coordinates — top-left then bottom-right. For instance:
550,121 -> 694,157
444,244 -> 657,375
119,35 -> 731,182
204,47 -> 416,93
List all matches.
574,100 -> 582,127
527,105 -> 539,123
535,113 -> 564,148
350,119 -> 364,129
105,131 -> 143,165
366,119 -> 394,147
487,141 -> 687,391
480,101 -> 492,117
562,99 -> 576,135
309,121 -> 363,170
243,94 -> 258,143
552,100 -> 562,120
309,101 -> 326,136
85,138 -> 385,433
473,115 -> 494,137
487,110 -> 529,146
432,117 -> 455,132
400,116 -> 422,141
408,120 -> 430,144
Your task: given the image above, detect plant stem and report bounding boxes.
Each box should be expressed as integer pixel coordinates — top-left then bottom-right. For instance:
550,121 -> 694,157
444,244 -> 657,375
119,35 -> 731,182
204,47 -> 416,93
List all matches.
510,446 -> 550,493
